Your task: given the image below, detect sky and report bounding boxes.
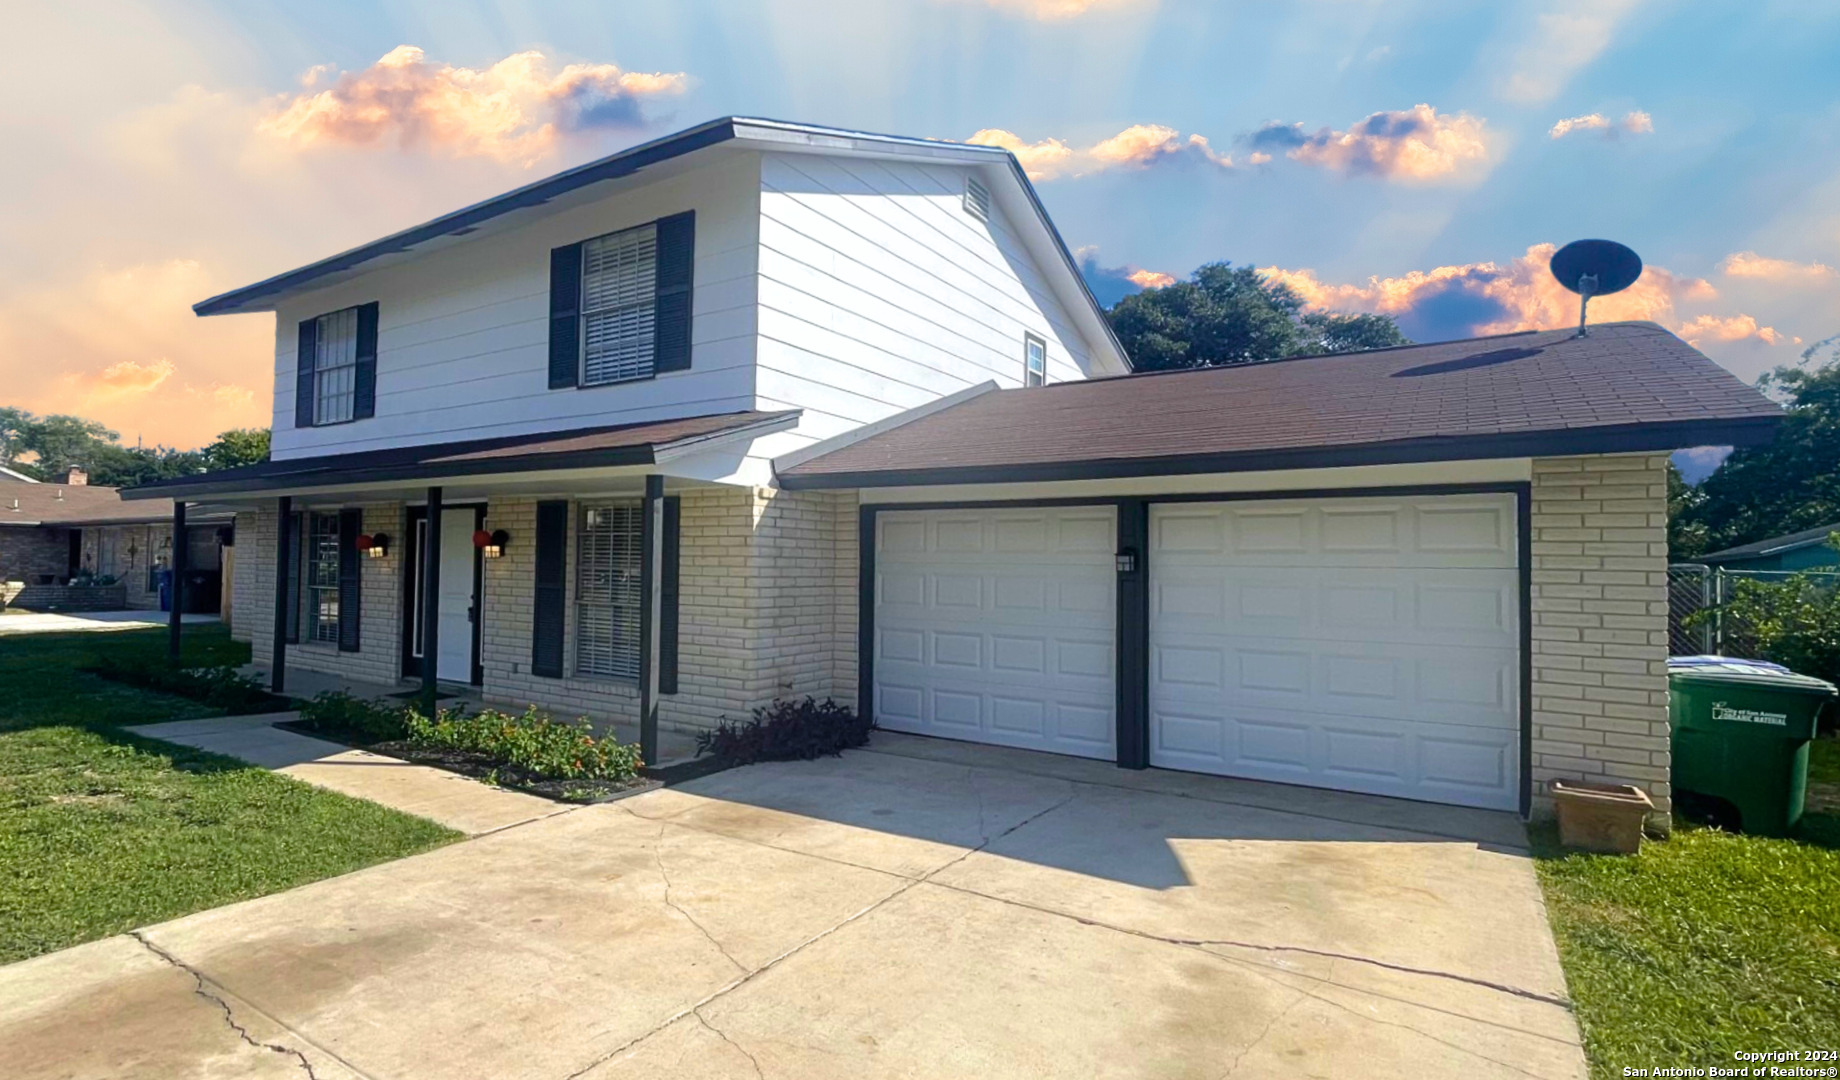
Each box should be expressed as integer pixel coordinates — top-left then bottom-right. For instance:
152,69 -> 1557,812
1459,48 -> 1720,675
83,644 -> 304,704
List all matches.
4,0 -> 1838,478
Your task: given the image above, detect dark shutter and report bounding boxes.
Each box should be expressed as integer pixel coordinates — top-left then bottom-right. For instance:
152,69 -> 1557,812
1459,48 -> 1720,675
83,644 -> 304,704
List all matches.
284,512 -> 302,644
660,496 -> 680,695
337,509 -> 362,652
353,302 -> 379,419
548,244 -> 582,389
653,212 -> 695,374
295,319 -> 317,428
532,500 -> 568,678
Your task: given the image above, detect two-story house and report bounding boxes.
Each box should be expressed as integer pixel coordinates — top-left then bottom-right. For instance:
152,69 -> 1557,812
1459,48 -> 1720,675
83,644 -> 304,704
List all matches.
132,117 -> 1781,823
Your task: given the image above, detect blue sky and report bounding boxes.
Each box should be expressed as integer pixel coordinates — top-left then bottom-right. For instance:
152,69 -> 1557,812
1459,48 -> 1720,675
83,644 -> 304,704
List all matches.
3,0 -> 1837,461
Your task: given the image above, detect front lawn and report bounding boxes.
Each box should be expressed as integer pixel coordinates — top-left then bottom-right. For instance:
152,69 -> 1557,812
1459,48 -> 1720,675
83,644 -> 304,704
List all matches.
0,627 -> 457,963
1535,816 -> 1840,1078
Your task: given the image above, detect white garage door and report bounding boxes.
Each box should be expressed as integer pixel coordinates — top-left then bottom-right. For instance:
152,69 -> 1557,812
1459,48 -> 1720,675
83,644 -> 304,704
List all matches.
874,506 -> 1117,759
1149,495 -> 1521,810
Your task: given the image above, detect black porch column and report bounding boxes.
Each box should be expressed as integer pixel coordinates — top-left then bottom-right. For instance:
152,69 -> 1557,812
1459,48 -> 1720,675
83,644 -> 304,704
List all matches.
167,501 -> 188,664
420,486 -> 443,716
271,496 -> 291,692
638,474 -> 664,766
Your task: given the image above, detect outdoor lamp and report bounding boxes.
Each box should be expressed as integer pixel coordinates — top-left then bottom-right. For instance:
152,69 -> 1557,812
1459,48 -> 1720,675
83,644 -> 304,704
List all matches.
474,528 -> 510,559
357,533 -> 390,559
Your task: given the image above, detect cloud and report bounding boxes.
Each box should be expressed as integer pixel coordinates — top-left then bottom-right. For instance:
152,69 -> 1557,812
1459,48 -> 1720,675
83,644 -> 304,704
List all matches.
1247,104 -> 1494,183
967,124 -> 1233,180
1499,0 -> 1645,104
964,0 -> 1151,18
1549,110 -> 1653,139
83,358 -> 176,401
258,45 -> 689,165
1075,247 -> 1176,307
1720,251 -> 1837,283
1678,314 -> 1782,346
1672,446 -> 1731,483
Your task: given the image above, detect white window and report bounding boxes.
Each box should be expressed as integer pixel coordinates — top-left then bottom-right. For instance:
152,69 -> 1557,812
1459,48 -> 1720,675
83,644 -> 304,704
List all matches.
964,175 -> 991,222
1024,333 -> 1047,387
576,503 -> 643,678
305,512 -> 340,644
581,224 -> 658,386
313,307 -> 360,425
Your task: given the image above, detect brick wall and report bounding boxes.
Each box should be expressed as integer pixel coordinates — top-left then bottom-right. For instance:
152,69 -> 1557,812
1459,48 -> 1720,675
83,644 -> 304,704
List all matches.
0,526 -> 70,587
1528,453 -> 1672,826
232,502 -> 402,683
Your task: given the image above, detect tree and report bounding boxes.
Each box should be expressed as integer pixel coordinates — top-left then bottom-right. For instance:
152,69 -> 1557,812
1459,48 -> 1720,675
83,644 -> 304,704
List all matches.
1677,335 -> 1840,554
203,428 -> 271,471
1106,262 -> 1410,371
1667,460 -> 1709,558
0,407 -> 34,466
18,414 -> 117,475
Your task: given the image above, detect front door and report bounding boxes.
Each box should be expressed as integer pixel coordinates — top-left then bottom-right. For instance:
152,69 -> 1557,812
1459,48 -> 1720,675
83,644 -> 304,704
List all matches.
404,506 -> 483,683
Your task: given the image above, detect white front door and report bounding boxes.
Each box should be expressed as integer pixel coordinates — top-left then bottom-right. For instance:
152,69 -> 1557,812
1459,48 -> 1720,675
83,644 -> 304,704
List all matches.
436,509 -> 477,682
873,506 -> 1117,759
1148,494 -> 1521,810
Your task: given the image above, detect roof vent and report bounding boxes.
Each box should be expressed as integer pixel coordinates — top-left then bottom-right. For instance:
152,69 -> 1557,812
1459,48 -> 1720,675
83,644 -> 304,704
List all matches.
963,175 -> 991,223
8,499 -> 18,511
1550,240 -> 1642,338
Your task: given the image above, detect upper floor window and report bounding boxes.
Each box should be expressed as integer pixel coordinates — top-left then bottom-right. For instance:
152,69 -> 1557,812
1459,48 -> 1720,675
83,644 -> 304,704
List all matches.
1024,333 -> 1047,387
581,223 -> 659,386
313,307 -> 360,424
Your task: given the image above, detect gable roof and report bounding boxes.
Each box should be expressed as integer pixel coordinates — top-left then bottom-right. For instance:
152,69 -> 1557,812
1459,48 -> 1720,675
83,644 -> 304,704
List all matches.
1700,522 -> 1840,564
190,117 -> 1128,371
776,322 -> 1783,488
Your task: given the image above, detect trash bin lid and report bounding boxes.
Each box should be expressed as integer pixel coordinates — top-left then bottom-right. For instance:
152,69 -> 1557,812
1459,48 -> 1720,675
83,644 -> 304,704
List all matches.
1667,655 -> 1838,695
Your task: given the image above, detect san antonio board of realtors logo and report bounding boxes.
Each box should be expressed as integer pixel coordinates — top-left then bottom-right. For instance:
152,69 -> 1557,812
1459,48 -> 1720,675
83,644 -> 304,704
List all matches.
1710,702 -> 1789,727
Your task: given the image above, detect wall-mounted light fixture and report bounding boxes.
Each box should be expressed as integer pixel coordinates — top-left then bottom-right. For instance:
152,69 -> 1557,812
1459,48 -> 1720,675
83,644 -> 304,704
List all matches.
1114,549 -> 1138,574
474,528 -> 510,559
357,532 -> 390,559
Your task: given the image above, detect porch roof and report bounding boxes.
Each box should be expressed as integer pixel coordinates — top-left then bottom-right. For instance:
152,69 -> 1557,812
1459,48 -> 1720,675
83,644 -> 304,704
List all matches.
120,410 -> 799,500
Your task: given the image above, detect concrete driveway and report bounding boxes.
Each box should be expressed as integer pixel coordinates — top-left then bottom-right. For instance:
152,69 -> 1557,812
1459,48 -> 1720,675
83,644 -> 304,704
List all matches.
0,610 -> 218,635
0,734 -> 1585,1080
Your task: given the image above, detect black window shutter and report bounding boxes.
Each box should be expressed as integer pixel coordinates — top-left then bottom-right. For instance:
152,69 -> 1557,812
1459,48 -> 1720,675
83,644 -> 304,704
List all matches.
337,509 -> 362,652
353,302 -> 379,419
532,500 -> 568,678
653,212 -> 695,374
660,496 -> 680,695
548,244 -> 582,389
284,512 -> 302,644
295,319 -> 318,428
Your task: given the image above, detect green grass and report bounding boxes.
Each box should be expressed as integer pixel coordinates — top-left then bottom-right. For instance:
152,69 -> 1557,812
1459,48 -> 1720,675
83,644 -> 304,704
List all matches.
1811,734 -> 1839,785
0,627 -> 458,963
1535,818 -> 1840,1078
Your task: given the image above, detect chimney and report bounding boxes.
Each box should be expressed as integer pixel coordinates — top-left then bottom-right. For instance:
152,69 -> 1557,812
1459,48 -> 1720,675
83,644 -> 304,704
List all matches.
61,467 -> 87,486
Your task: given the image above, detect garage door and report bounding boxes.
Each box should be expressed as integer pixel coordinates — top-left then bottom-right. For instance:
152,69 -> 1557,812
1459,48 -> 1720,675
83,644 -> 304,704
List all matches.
1149,495 -> 1520,809
874,506 -> 1116,759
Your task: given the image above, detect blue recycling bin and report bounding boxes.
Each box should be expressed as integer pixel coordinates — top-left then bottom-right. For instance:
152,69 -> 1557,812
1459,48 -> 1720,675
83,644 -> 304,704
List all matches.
157,569 -> 172,612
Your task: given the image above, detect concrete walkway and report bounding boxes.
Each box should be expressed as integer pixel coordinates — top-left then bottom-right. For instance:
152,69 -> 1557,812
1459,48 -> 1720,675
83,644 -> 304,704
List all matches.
125,714 -> 563,835
0,734 -> 1585,1080
0,610 -> 218,636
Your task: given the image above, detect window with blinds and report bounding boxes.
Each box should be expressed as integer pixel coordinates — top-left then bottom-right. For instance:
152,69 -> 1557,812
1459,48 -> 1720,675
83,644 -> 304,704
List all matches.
306,512 -> 341,644
580,224 -> 657,386
314,307 -> 360,424
576,503 -> 643,678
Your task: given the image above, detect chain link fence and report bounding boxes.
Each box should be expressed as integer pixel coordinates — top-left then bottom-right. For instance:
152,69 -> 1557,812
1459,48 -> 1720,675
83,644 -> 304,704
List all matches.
1667,564 -> 1840,657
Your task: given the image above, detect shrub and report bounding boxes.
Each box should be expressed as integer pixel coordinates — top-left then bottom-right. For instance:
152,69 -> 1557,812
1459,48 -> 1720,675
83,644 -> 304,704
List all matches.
1695,574 -> 1840,691
695,697 -> 872,765
88,657 -> 283,714
404,705 -> 642,781
295,691 -> 411,743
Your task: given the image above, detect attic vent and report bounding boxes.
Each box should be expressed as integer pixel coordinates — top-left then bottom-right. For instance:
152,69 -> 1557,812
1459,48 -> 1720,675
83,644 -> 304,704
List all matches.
963,175 -> 991,223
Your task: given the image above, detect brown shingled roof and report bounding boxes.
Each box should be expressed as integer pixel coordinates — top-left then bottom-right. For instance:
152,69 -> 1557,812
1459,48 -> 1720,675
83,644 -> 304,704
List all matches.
777,322 -> 1781,488
0,482 -> 223,527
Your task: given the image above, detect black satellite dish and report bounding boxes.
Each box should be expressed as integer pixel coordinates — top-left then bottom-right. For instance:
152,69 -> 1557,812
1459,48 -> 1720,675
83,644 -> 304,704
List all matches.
1550,239 -> 1643,338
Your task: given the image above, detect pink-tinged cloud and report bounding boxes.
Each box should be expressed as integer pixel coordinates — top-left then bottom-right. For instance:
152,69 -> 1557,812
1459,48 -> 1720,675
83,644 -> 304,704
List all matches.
966,0 -> 1150,18
258,45 -> 690,165
1247,104 -> 1494,183
967,124 -> 1232,180
85,358 -> 176,401
1549,110 -> 1653,139
1127,268 -> 1176,289
1678,314 -> 1782,346
1720,251 -> 1837,283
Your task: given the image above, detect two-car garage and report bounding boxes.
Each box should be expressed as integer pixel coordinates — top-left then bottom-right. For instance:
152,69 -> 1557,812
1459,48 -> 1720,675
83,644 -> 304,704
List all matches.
870,493 -> 1525,812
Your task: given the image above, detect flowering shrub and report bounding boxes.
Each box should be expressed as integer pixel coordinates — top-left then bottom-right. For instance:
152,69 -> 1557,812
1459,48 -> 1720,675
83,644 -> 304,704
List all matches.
695,697 -> 871,765
295,691 -> 410,743
404,705 -> 642,781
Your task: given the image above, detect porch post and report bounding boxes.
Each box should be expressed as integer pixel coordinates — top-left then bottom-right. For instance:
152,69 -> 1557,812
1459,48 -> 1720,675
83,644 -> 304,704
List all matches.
167,500 -> 188,664
638,474 -> 664,766
420,486 -> 443,716
271,496 -> 290,692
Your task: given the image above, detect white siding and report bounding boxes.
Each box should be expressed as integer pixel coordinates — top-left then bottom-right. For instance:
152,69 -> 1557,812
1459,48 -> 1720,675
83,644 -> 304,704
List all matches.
753,152 -> 1110,454
269,153 -> 763,461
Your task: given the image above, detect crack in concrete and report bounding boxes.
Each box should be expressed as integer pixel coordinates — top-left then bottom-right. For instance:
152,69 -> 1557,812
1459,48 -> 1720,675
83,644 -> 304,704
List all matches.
129,932 -> 324,1080
655,822 -> 748,974
1216,990 -> 1307,1080
695,1008 -> 765,1080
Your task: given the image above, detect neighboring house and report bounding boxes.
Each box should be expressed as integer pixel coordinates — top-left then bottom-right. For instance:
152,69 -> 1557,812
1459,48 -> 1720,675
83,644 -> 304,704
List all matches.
1,467 -> 229,612
1698,523 -> 1840,572
126,117 -> 1783,823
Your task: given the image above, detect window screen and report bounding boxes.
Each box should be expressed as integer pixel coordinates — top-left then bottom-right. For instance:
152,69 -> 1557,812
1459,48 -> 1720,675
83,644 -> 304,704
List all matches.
581,224 -> 658,386
306,512 -> 341,644
314,307 -> 359,424
1024,333 -> 1046,387
576,503 -> 643,678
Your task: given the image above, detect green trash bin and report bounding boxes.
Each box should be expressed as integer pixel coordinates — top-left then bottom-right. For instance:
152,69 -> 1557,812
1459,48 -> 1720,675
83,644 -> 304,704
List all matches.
1668,656 -> 1836,837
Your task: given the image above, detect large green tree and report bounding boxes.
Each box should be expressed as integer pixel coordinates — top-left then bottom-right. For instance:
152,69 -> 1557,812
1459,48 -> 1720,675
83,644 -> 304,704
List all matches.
202,427 -> 270,471
1107,262 -> 1410,371
0,407 -> 271,487
1674,334 -> 1840,557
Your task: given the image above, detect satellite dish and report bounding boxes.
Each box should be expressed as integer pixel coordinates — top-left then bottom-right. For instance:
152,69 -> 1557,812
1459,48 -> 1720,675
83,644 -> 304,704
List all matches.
1550,239 -> 1643,338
